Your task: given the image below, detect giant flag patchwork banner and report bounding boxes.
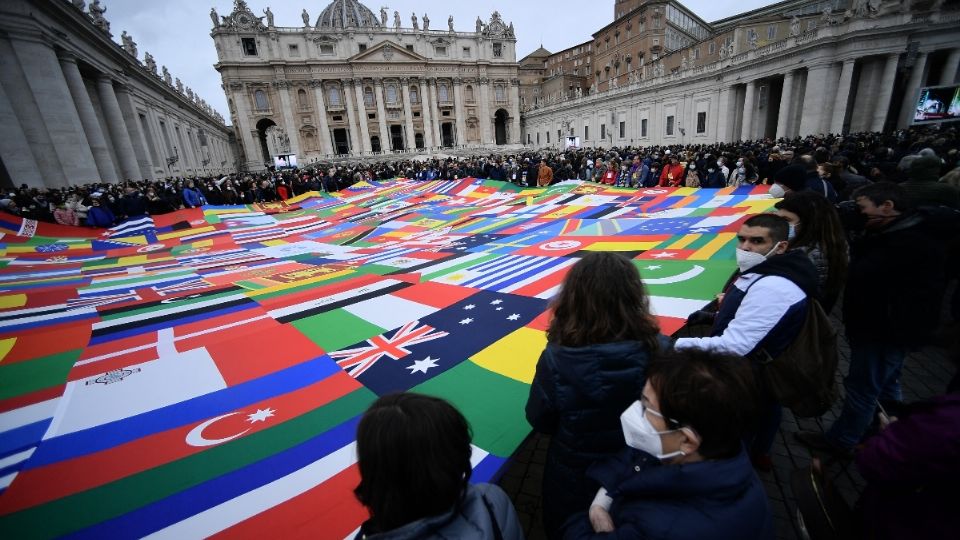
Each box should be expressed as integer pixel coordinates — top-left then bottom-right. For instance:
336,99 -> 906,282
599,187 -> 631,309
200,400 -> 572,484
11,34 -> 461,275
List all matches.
0,180 -> 774,538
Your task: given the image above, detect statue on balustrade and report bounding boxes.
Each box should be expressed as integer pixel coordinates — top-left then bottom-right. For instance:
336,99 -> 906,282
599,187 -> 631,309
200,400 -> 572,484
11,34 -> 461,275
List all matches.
144,52 -> 157,74
411,12 -> 418,30
380,6 -> 387,25
264,7 -> 274,27
448,15 -> 454,32
302,9 -> 310,27
88,0 -> 109,32
423,14 -> 430,31
210,7 -> 220,28
394,11 -> 401,30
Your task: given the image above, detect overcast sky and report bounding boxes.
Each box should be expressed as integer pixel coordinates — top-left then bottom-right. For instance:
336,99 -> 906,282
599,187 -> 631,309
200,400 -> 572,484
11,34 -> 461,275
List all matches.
105,0 -> 774,122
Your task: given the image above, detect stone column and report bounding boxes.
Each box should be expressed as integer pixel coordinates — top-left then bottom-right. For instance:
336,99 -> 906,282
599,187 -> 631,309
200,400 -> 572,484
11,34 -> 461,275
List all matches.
419,79 -> 435,149
58,52 -> 119,183
114,84 -> 154,180
870,53 -> 901,132
342,81 -> 362,154
400,78 -> 415,150
352,79 -> 372,154
898,53 -> 928,128
228,83 -> 262,170
798,64 -> 830,137
373,80 -> 390,151
452,78 -> 467,146
13,38 -> 101,186
0,70 -> 43,187
740,80 -> 756,141
311,80 -> 334,155
775,71 -> 795,139
478,78 -> 493,144
717,85 -> 733,143
97,75 -> 141,181
940,48 -> 960,85
509,79 -> 521,145
276,81 -> 301,157
428,79 -> 442,147
830,59 -> 857,135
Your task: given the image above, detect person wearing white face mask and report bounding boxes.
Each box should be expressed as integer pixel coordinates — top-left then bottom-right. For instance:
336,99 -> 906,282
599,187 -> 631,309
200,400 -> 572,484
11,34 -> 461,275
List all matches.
674,214 -> 818,471
562,350 -> 774,540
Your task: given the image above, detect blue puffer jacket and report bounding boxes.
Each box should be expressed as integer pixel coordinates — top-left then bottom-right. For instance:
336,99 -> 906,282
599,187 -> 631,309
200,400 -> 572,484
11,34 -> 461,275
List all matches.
355,483 -> 523,540
562,448 -> 774,540
526,338 -> 666,531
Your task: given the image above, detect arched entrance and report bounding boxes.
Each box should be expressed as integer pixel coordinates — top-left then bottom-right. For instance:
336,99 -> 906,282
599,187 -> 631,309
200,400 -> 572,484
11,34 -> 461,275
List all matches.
494,109 -> 509,145
255,118 -> 277,166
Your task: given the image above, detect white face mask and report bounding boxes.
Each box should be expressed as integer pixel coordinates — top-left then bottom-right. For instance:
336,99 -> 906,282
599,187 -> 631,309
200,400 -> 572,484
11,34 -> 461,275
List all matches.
735,241 -> 783,273
620,401 -> 685,460
787,223 -> 797,240
689,164 -> 696,170
769,183 -> 786,198
716,160 -> 723,167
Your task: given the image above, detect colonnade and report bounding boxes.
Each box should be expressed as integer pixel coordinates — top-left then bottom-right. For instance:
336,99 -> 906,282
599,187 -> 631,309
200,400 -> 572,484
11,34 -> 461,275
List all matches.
0,37 -> 233,187
727,46 -> 960,141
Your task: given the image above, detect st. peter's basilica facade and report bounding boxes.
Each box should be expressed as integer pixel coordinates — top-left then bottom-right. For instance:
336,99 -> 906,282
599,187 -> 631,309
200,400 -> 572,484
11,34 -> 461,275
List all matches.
213,0 -> 522,170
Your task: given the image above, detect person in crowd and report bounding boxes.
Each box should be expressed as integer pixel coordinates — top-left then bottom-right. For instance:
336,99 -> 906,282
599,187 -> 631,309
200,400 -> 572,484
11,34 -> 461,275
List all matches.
768,164 -> 811,199
774,191 -> 849,313
120,186 -> 148,218
659,154 -> 685,187
798,155 -> 838,202
526,251 -> 666,539
832,155 -> 871,201
562,349 -> 773,540
53,199 -> 79,226
854,390 -> 960,540
796,182 -> 948,457
900,153 -> 960,209
353,393 -> 523,539
702,158 -> 727,188
181,180 -> 207,208
601,160 -> 618,185
0,198 -> 20,216
85,196 -> 115,228
730,156 -> 758,187
146,187 -> 175,215
675,214 -> 818,470
276,180 -> 290,201
684,159 -> 702,187
538,159 -> 554,187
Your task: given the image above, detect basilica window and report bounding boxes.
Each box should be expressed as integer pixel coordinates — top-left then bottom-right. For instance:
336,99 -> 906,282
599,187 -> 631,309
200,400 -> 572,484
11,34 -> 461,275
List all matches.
435,45 -> 447,56
439,83 -> 449,102
364,86 -> 375,107
410,86 -> 419,103
493,42 -> 503,58
319,43 -> 334,55
254,89 -> 269,111
386,84 -> 398,104
495,85 -> 506,102
297,89 -> 309,109
288,44 -> 300,57
327,86 -> 341,107
666,115 -> 675,136
768,25 -> 777,40
465,85 -> 475,102
242,38 -> 257,56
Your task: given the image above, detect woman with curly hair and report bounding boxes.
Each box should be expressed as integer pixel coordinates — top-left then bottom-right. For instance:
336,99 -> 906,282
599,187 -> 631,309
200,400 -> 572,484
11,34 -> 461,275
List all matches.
774,191 -> 849,313
526,251 -> 667,538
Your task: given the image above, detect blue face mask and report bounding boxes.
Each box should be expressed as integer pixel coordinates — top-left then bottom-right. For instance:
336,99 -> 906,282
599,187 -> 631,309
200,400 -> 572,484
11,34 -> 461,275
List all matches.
787,223 -> 797,241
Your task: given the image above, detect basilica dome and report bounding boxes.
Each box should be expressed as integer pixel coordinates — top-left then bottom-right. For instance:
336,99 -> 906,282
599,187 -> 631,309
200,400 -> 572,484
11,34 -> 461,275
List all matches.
315,0 -> 382,29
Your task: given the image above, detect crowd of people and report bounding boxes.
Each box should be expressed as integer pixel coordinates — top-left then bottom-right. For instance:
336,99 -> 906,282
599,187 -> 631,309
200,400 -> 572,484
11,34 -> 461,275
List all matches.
2,128 -> 959,227
2,127 -> 959,539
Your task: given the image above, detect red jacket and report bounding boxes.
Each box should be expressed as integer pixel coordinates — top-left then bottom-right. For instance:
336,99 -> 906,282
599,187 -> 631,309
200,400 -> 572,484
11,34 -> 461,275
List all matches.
659,163 -> 685,187
601,169 -> 618,185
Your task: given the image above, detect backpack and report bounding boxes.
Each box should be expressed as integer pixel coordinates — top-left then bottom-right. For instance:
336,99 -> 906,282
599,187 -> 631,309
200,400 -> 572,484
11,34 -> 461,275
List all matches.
755,297 -> 839,418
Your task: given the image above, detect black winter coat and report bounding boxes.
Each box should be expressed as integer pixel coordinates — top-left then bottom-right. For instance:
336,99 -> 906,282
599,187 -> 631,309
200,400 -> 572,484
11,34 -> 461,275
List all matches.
842,212 -> 946,347
526,338 -> 665,534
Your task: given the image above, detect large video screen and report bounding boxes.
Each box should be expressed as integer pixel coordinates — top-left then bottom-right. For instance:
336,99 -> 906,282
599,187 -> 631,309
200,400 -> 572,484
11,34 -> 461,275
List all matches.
913,85 -> 960,124
273,154 -> 298,169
